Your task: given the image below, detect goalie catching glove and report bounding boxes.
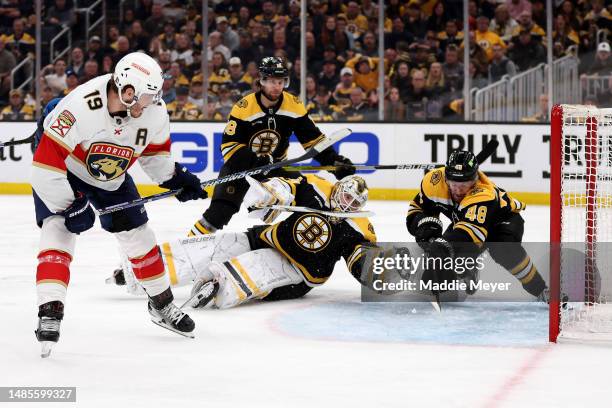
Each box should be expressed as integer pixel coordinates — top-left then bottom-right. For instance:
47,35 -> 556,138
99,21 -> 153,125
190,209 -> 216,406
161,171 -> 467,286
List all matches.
244,176 -> 295,223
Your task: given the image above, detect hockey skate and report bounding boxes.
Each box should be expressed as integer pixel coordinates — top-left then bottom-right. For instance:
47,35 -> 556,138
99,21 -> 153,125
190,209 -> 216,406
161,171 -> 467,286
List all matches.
35,301 -> 63,358
148,289 -> 195,338
183,280 -> 219,309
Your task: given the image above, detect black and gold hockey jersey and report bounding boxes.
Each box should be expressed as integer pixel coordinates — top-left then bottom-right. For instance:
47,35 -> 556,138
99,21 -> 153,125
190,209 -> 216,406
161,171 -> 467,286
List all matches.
220,91 -> 338,169
247,175 -> 377,287
406,167 -> 526,244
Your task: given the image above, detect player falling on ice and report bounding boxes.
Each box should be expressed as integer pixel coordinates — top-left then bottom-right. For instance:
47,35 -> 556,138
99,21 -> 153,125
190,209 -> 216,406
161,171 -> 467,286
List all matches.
406,150 -> 549,300
112,174 -> 376,309
31,52 -> 207,356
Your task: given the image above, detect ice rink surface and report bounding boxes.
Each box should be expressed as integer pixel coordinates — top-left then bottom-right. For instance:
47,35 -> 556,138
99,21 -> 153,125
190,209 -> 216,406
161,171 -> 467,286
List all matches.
1,196 -> 611,407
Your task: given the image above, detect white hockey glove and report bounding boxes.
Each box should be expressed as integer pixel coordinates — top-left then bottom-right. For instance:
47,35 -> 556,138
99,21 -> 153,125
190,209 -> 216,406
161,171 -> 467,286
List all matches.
244,176 -> 294,224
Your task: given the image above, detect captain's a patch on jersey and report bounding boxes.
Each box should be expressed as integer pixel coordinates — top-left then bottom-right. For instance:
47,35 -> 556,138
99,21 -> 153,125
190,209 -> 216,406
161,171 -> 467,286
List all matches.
49,110 -> 76,138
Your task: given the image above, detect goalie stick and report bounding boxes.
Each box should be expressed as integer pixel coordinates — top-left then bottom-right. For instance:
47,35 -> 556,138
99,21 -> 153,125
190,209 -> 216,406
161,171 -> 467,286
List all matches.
256,204 -> 374,218
283,139 -> 500,172
97,128 -> 353,215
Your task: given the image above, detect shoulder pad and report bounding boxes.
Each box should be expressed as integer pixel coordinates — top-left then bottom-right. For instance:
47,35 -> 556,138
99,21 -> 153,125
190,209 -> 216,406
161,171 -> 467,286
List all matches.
277,92 -> 307,118
421,167 -> 452,205
229,93 -> 261,121
346,218 -> 377,243
459,181 -> 496,209
305,174 -> 334,202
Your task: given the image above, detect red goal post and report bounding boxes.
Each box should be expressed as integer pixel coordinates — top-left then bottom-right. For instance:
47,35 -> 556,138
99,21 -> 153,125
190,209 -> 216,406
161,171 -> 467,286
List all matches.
549,104 -> 612,343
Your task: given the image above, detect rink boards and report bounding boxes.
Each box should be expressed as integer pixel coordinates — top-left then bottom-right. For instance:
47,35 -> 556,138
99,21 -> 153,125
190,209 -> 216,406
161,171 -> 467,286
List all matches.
0,121 -> 551,204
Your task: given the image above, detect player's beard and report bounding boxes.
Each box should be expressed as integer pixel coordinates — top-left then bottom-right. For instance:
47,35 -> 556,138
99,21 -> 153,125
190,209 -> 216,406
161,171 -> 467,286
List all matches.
261,88 -> 281,102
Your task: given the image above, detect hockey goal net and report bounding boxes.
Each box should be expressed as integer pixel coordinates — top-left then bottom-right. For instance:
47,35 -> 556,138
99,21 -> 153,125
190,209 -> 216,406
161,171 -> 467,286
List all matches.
550,104 -> 612,343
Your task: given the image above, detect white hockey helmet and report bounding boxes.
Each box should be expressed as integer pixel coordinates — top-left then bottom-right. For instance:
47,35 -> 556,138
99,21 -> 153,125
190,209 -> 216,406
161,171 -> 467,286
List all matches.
113,52 -> 164,109
331,175 -> 368,212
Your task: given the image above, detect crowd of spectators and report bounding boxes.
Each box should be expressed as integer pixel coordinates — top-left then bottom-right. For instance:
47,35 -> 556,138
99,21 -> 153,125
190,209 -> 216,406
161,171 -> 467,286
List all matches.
0,0 -> 611,122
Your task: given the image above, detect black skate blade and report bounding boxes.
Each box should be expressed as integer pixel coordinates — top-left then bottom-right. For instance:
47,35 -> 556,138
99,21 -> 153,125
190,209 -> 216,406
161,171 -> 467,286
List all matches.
40,341 -> 54,358
150,318 -> 195,339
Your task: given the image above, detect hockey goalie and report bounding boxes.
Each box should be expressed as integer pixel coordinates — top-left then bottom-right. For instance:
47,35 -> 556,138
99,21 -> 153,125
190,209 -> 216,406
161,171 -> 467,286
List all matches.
110,174 -> 378,308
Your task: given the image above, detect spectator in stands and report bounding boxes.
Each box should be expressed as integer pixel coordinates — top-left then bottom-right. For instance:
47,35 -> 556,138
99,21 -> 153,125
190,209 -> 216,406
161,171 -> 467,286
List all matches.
508,29 -> 546,71
469,60 -> 488,89
60,69 -> 79,96
425,62 -> 448,98
188,75 -> 204,111
403,0 -> 427,39
120,8 -> 136,31
475,16 -> 506,61
112,36 -> 132,64
334,66 -> 357,107
45,0 -> 76,28
584,42 -> 612,76
552,14 -> 579,54
305,31 -> 324,72
404,70 -> 430,121
336,15 -> 357,51
344,1 -> 369,34
162,0 -> 185,21
488,44 -> 516,83
346,55 -> 379,93
40,85 -> 54,109
305,74 -> 318,106
489,4 -> 518,42
558,1 -> 581,32
0,89 -> 33,120
101,55 -> 114,74
167,85 -> 201,120
216,16 -> 239,52
319,60 -> 340,93
308,86 -> 338,122
360,31 -> 378,57
209,51 -> 230,96
513,10 -> 545,38
506,0 -> 532,21
321,15 -> 352,53
156,50 -> 172,73
463,32 -> 489,77
161,73 -> 176,104
442,44 -> 464,97
0,18 -> 35,61
386,18 -> 413,50
0,38 -> 16,102
391,60 -> 412,101
183,20 -> 202,51
437,19 -> 463,51
337,86 -> 377,121
41,59 -> 67,95
384,87 -> 406,121
67,47 -> 84,78
208,31 -> 231,62
144,3 -> 165,36
80,60 -> 99,84
227,57 -> 250,97
86,36 -> 105,66
409,41 -> 436,75
159,21 -> 178,51
521,93 -> 549,122
171,34 -> 194,67
255,0 -> 280,28
233,31 -> 263,69
427,1 -> 449,33
215,0 -> 239,16
129,20 -> 150,53
212,84 -> 233,120
108,25 -> 120,49
366,88 -> 379,112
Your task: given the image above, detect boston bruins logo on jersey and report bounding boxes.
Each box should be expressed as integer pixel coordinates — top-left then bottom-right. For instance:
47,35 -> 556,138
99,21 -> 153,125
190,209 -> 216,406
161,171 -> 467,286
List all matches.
250,129 -> 280,156
293,214 -> 332,252
86,142 -> 134,181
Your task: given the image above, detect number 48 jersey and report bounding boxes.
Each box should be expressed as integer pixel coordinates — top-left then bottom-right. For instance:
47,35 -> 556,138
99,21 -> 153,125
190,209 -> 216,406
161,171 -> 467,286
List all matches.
32,74 -> 175,214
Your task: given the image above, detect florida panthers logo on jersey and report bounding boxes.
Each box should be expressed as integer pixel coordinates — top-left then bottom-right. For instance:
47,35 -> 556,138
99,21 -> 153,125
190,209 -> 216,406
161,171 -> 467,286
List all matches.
86,142 -> 134,181
250,129 -> 280,156
293,214 -> 332,252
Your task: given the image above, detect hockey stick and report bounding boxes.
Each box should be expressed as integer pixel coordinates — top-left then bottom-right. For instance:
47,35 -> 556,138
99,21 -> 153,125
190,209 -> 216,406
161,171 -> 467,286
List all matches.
97,128 -> 353,215
0,132 -> 35,148
283,139 -> 500,172
258,204 -> 374,218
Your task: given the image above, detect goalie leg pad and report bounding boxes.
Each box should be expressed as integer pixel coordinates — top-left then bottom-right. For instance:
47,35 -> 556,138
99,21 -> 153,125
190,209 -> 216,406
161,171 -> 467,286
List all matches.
206,249 -> 304,309
37,216 -> 76,306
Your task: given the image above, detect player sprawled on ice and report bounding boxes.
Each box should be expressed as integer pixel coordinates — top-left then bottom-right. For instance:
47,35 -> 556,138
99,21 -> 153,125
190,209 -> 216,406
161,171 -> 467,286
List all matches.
188,56 -> 355,236
31,52 -> 208,356
406,150 -> 548,300
113,174 -> 376,309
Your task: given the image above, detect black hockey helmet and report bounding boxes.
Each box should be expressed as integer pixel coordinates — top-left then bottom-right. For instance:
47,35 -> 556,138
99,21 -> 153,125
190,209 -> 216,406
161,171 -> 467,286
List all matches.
258,56 -> 289,79
445,150 -> 479,182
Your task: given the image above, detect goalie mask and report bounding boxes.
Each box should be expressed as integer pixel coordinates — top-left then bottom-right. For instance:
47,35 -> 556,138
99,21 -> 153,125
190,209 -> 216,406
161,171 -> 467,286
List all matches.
330,175 -> 368,212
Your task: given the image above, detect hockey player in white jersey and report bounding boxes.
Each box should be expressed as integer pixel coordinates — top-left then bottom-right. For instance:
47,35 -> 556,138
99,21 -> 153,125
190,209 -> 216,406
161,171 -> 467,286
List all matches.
31,52 -> 207,356
113,174 -> 377,310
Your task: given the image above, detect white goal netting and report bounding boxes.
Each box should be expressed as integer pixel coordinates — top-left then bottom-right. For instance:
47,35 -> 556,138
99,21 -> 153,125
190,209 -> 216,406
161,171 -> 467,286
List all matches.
555,105 -> 612,342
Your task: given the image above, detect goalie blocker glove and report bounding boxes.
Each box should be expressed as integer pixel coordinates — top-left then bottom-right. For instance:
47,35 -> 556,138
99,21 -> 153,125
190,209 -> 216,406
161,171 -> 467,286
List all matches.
159,163 -> 208,202
62,192 -> 95,234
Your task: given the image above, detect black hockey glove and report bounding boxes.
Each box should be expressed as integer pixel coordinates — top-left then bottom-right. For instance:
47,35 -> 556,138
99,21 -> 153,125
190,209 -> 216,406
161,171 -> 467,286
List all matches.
331,155 -> 355,180
252,153 -> 273,168
159,163 -> 208,202
414,216 -> 443,243
62,192 -> 95,234
425,237 -> 455,260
